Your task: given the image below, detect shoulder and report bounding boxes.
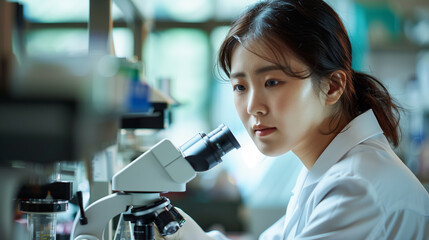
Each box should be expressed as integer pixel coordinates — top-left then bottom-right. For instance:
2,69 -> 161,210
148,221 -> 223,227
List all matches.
308,135 -> 389,206
326,133 -> 404,181
319,134 -> 429,213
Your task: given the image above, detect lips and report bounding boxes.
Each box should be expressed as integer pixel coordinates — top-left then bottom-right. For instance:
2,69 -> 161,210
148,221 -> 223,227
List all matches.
253,124 -> 277,137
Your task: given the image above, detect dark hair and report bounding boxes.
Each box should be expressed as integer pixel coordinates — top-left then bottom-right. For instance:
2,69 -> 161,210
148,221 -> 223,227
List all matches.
218,0 -> 402,146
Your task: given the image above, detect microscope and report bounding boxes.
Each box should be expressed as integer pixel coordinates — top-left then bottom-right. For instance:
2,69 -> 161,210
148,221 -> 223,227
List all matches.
71,124 -> 240,240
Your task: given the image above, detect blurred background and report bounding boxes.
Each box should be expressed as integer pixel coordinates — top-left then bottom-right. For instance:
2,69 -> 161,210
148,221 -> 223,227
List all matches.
1,0 -> 429,239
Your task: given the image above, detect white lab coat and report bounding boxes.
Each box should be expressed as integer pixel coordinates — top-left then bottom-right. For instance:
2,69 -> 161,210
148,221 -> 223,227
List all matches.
210,109 -> 429,240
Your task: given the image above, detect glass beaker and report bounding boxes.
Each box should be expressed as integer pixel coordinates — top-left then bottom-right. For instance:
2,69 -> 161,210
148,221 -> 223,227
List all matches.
27,213 -> 57,240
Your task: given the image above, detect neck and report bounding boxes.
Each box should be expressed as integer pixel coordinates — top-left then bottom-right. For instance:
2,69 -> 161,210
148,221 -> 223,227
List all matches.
293,117 -> 348,170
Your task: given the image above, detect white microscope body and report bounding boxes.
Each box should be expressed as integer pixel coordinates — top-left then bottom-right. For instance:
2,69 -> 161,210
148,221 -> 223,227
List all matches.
71,124 -> 240,240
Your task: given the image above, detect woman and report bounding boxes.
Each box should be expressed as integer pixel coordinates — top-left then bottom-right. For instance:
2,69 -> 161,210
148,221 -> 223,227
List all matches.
156,0 -> 429,239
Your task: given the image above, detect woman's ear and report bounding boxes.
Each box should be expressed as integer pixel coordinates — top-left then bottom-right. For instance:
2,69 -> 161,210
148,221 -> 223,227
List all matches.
324,70 -> 346,106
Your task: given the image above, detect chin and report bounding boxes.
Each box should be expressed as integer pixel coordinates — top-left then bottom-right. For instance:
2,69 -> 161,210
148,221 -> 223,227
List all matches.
256,144 -> 286,157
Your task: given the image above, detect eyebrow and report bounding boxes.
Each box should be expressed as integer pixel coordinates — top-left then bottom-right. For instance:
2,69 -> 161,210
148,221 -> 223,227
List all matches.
230,65 -> 285,79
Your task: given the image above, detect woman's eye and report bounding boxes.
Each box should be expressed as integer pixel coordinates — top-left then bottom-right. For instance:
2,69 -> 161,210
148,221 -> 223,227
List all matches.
233,85 -> 246,92
265,80 -> 280,87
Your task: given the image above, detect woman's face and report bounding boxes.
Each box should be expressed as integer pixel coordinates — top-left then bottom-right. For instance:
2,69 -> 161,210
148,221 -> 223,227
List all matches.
230,44 -> 329,156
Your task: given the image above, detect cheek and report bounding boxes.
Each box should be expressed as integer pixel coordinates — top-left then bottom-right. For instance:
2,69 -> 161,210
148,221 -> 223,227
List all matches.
234,97 -> 248,120
272,90 -> 301,116
279,81 -> 319,112
294,80 -> 315,105
273,82 -> 322,128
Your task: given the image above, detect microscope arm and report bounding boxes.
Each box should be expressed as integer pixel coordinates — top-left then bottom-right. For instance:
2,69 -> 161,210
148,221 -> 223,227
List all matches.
71,192 -> 162,240
71,193 -> 133,240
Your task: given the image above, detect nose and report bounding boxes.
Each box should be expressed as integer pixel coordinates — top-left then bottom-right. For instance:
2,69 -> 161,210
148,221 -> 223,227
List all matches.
247,89 -> 268,116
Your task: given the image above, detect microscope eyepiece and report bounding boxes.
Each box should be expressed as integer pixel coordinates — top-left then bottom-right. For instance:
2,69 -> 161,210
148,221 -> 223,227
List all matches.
179,124 -> 240,172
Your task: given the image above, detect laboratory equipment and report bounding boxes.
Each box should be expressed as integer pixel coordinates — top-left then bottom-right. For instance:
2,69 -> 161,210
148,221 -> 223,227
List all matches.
0,1 -> 155,240
71,124 -> 240,240
18,182 -> 73,240
0,55 -> 168,240
0,54 -> 139,240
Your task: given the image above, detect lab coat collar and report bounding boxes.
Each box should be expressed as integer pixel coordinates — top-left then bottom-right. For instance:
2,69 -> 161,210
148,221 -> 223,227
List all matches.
303,109 -> 383,188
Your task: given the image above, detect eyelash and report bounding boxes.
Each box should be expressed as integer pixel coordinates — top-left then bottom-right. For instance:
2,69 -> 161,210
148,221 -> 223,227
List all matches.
233,84 -> 246,92
232,79 -> 282,92
265,80 -> 280,87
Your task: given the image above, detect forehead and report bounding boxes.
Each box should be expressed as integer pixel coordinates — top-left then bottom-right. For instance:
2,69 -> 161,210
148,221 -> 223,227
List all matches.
231,42 -> 308,74
231,44 -> 265,67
